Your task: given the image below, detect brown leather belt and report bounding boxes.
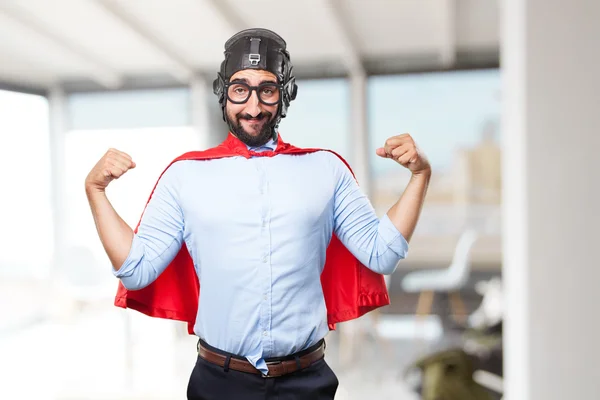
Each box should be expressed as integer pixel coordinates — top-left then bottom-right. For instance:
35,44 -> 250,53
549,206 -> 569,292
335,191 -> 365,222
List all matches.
198,342 -> 325,378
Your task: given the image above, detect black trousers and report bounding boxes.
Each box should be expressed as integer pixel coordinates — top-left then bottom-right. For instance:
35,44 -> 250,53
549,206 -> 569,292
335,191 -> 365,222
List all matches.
187,340 -> 339,400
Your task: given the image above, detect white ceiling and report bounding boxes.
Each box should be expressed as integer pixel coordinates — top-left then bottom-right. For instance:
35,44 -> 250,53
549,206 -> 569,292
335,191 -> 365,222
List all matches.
0,0 -> 499,92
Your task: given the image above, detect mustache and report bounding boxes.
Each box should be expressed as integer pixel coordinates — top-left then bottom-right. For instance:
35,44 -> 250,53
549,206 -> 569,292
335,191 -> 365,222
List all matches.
237,112 -> 272,121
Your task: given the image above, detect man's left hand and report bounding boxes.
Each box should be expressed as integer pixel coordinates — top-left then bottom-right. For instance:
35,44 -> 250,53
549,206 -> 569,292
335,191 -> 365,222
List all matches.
376,133 -> 431,175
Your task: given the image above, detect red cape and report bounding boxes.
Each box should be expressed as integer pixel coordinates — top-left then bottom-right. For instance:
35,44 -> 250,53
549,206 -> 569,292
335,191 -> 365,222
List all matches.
115,133 -> 390,333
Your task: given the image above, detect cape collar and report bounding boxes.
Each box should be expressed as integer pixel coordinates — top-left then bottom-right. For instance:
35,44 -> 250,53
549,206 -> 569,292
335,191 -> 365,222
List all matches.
221,132 -> 293,158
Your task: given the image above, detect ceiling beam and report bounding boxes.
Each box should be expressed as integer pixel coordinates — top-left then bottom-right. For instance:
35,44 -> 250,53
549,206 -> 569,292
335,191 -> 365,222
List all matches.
0,79 -> 48,96
94,0 -> 196,84
439,0 -> 457,67
204,0 -> 247,32
0,2 -> 122,89
323,0 -> 364,76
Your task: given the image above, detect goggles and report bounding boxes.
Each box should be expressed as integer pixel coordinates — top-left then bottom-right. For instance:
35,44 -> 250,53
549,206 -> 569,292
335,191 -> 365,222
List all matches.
225,81 -> 282,106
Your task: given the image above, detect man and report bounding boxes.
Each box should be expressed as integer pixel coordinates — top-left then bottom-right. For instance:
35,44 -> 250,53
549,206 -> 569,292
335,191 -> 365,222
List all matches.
85,28 -> 431,400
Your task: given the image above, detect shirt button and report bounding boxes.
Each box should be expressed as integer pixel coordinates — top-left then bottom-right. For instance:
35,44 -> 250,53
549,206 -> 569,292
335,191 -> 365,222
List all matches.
263,331 -> 268,336
263,295 -> 268,300
262,256 -> 268,263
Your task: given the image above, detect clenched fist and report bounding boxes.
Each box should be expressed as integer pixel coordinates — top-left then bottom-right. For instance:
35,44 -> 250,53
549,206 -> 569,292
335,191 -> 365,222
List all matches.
376,133 -> 430,175
85,148 -> 136,193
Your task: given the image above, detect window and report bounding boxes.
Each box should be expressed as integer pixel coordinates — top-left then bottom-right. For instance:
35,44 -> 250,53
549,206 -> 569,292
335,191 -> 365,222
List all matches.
63,87 -> 199,266
278,79 -> 350,160
0,90 -> 52,279
368,70 -> 501,264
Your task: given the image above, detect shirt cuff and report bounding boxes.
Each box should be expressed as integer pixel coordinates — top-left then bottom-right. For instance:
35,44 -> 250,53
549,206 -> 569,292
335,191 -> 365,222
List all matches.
379,213 -> 409,258
112,234 -> 144,278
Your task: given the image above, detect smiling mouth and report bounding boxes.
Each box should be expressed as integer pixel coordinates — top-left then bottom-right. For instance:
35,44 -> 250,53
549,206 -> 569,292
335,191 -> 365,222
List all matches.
242,118 -> 267,130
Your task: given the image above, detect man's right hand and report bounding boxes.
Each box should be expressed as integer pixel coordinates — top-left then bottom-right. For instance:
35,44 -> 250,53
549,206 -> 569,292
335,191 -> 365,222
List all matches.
85,148 -> 136,193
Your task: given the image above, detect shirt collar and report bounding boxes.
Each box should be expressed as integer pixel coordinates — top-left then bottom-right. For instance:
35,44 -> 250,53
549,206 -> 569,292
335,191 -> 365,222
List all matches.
247,138 -> 277,153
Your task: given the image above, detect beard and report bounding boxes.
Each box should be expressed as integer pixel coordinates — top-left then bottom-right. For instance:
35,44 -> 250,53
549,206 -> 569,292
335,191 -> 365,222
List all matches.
226,110 -> 277,147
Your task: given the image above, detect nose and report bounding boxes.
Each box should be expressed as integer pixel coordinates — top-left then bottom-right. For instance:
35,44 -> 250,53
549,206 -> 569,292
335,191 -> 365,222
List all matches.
245,90 -> 261,117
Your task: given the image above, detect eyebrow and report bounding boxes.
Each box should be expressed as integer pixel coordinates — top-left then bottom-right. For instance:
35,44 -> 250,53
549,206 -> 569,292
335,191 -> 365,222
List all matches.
230,78 -> 277,85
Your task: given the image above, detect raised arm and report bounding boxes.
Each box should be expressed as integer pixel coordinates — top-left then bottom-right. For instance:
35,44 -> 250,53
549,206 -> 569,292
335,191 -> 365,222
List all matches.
85,149 -> 185,290
332,133 -> 430,275
376,133 -> 431,243
85,148 -> 137,269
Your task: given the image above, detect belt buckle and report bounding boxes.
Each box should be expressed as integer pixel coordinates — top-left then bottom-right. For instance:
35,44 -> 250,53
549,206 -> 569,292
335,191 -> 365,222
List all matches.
262,360 -> 281,378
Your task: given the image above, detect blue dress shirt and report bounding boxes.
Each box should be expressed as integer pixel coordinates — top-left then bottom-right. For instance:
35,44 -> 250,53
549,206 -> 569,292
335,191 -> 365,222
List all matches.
114,138 -> 408,374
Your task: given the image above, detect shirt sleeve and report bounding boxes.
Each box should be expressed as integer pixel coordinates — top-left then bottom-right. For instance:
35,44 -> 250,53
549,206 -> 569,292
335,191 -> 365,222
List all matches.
113,163 -> 185,290
331,154 -> 408,275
